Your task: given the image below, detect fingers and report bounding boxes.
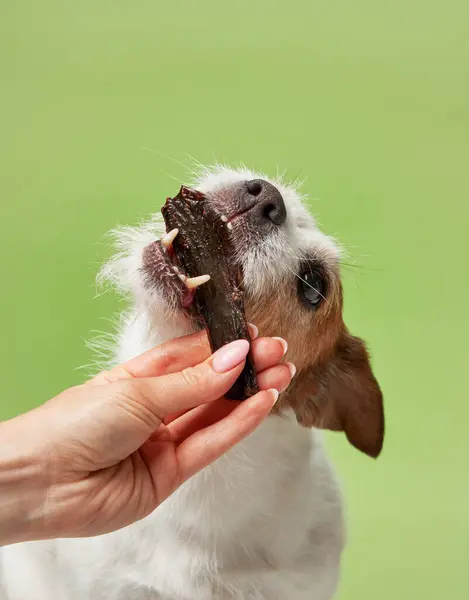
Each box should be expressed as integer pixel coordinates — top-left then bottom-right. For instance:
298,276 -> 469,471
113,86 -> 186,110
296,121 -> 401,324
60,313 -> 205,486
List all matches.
123,340 -> 253,421
167,397 -> 238,444
89,327 -> 295,432
162,338 -> 291,425
167,361 -> 295,443
88,324 -> 263,386
257,362 -> 295,393
175,390 -> 279,483
250,336 -> 287,372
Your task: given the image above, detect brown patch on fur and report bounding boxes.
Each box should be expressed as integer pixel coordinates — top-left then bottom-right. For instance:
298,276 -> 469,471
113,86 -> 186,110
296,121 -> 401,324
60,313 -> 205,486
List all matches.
246,267 -> 344,371
246,267 -> 384,458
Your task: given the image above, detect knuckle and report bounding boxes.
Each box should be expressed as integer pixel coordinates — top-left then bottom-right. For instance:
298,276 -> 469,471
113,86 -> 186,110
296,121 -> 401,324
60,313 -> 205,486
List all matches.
153,345 -> 173,373
179,365 -> 206,390
116,379 -> 161,427
117,377 -> 140,400
129,378 -> 155,407
116,378 -> 150,410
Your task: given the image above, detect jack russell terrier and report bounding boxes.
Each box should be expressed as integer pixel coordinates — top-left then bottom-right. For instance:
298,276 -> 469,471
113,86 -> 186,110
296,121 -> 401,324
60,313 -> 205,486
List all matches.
0,165 -> 384,600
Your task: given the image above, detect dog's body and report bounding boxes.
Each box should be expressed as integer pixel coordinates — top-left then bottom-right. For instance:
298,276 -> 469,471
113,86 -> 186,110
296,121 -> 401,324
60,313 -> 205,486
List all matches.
0,166 -> 383,600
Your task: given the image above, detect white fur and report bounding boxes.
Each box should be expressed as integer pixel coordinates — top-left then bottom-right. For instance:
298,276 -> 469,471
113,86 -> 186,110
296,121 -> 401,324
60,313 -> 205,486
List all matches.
0,166 -> 346,600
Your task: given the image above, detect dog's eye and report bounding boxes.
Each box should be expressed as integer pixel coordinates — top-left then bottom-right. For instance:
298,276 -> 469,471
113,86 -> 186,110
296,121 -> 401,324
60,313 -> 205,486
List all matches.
298,268 -> 325,308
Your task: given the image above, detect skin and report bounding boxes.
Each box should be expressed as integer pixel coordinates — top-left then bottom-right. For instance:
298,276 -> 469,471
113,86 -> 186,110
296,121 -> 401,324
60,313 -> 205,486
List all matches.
0,330 -> 293,547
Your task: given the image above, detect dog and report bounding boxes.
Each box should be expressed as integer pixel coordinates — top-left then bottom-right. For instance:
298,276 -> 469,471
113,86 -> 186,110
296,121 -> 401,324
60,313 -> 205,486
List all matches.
0,166 -> 384,600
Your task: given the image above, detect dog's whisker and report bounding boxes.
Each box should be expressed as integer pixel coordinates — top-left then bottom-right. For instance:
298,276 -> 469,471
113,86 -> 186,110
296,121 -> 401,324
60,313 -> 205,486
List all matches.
183,153 -> 205,171
160,167 -> 187,185
340,260 -> 381,273
139,146 -> 199,178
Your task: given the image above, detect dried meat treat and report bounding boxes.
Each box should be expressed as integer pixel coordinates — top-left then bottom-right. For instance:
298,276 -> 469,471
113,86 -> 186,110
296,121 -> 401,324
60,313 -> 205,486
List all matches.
161,186 -> 258,400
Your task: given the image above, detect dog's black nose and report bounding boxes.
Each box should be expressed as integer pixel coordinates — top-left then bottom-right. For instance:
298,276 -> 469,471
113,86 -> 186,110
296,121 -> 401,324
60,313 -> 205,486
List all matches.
246,179 -> 287,226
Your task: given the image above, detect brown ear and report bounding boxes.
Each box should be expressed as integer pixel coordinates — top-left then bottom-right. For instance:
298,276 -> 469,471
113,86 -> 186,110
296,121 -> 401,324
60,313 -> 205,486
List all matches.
292,332 -> 384,458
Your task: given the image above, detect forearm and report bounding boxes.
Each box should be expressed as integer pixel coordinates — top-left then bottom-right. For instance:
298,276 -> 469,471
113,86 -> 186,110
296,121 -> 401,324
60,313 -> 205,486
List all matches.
0,414 -> 49,546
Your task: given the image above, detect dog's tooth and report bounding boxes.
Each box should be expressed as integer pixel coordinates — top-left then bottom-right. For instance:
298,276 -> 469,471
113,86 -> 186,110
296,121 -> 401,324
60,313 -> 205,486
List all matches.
221,215 -> 228,222
227,222 -> 233,231
172,266 -> 180,273
185,274 -> 211,289
178,273 -> 187,282
162,228 -> 179,249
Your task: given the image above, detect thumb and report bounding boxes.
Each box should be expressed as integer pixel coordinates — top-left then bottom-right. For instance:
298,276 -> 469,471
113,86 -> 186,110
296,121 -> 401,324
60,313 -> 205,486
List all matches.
127,339 -> 251,423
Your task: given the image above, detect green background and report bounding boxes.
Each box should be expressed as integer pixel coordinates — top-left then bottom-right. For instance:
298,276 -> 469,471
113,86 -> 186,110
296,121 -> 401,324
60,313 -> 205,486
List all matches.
1,1 -> 468,598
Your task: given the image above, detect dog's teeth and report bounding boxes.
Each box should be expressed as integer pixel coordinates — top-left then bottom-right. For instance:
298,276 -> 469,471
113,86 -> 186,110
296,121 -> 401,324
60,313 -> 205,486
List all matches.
185,274 -> 211,289
178,273 -> 187,282
227,222 -> 233,231
162,228 -> 179,249
221,215 -> 228,222
172,266 -> 179,273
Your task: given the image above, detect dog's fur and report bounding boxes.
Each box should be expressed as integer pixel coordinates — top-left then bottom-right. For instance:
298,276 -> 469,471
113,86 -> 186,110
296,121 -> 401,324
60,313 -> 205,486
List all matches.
0,166 -> 384,600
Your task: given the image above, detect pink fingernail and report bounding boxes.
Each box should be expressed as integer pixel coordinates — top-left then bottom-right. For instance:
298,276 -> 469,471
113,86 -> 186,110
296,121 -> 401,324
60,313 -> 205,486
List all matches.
272,337 -> 288,355
268,389 -> 280,405
248,323 -> 259,339
212,340 -> 250,373
286,362 -> 296,378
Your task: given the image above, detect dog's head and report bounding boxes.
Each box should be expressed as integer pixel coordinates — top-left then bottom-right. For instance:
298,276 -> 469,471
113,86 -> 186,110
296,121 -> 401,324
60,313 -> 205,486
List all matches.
102,165 -> 384,458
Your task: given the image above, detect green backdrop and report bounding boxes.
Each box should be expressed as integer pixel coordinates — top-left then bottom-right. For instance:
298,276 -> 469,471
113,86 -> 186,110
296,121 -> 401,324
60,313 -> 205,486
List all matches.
1,1 -> 468,598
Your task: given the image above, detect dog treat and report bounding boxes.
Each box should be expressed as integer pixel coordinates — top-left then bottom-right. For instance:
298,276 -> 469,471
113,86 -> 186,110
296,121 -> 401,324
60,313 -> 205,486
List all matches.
162,186 -> 258,400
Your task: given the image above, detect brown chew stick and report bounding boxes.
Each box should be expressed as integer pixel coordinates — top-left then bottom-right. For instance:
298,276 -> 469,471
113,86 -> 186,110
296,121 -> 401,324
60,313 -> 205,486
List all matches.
161,186 -> 258,400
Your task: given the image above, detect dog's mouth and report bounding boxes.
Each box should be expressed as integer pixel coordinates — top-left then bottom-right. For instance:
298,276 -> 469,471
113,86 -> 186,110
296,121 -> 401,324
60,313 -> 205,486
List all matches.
142,180 -> 287,309
142,239 -> 198,308
224,201 -> 259,224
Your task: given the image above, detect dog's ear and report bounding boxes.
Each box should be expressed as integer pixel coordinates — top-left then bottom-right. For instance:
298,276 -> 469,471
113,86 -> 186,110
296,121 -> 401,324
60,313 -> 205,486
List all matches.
291,332 -> 384,458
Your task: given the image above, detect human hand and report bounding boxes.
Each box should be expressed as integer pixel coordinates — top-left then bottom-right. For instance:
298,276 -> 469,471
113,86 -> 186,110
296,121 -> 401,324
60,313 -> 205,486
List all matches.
0,329 -> 294,545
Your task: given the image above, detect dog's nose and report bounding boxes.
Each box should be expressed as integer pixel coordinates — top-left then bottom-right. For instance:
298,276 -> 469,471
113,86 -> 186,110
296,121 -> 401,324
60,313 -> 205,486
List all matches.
246,179 -> 287,226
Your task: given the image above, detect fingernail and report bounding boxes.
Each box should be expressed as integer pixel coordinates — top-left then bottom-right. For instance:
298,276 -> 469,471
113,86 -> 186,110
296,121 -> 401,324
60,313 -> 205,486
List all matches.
248,323 -> 259,339
272,337 -> 288,356
277,364 -> 296,394
212,340 -> 250,373
268,388 -> 279,405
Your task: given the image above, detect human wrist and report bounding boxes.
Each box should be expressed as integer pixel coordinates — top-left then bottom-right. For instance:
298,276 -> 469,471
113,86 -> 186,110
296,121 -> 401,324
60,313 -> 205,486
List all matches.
0,415 -> 51,545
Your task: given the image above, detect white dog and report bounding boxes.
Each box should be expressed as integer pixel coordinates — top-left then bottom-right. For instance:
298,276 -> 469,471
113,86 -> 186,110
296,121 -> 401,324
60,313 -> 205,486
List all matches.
0,166 -> 384,600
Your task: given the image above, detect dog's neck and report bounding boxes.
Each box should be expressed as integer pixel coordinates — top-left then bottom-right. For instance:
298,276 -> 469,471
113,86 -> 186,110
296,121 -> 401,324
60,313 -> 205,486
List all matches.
166,412 -> 313,521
